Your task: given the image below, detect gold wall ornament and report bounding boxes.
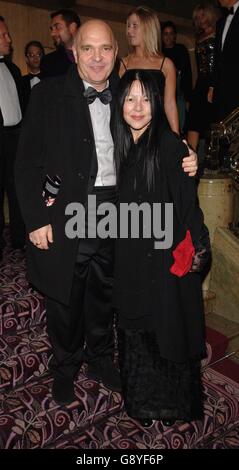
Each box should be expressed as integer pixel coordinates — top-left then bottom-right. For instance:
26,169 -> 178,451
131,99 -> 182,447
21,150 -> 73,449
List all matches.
205,107 -> 239,186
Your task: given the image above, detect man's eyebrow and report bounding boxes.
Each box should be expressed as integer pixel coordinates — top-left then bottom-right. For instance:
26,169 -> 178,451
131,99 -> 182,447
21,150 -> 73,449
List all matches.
51,22 -> 61,28
80,44 -> 113,48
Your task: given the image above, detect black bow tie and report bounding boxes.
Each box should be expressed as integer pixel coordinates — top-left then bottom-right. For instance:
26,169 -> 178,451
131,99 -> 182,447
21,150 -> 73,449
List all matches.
84,86 -> 112,105
226,6 -> 234,15
0,57 -> 5,63
30,73 -> 41,79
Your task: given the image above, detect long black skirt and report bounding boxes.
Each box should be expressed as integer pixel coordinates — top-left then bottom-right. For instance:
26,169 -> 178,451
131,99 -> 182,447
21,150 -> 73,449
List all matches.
118,328 -> 204,422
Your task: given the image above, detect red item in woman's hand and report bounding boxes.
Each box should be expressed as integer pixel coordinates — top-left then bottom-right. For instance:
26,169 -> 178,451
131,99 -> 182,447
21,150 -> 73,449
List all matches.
170,230 -> 195,277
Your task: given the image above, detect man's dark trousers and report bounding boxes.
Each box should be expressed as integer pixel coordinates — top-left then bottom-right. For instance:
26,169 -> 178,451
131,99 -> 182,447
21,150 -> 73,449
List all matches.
0,126 -> 25,250
46,186 -> 117,381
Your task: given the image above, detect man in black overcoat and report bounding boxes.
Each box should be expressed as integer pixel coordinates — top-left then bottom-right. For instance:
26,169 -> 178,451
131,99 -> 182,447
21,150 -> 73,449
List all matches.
16,20 -> 198,405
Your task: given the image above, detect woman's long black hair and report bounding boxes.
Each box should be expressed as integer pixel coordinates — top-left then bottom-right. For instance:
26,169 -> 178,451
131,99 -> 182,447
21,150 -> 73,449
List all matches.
113,69 -> 167,191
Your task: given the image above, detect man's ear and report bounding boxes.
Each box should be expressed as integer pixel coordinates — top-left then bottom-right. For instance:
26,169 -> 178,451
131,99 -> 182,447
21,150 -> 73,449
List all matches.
72,42 -> 77,63
114,42 -> 119,61
69,22 -> 78,36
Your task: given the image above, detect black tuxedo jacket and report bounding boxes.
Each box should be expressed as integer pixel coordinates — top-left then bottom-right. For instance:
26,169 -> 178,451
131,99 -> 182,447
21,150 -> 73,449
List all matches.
16,64 -> 119,304
22,73 -> 42,113
212,7 -> 239,120
0,59 -> 23,150
40,47 -> 72,78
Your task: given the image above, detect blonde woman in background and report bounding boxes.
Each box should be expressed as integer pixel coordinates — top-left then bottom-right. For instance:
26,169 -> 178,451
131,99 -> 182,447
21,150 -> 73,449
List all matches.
187,2 -> 221,151
119,6 -> 179,134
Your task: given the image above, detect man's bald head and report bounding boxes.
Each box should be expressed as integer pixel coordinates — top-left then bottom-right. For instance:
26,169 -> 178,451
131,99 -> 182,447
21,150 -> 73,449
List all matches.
73,19 -> 118,90
76,20 -> 117,49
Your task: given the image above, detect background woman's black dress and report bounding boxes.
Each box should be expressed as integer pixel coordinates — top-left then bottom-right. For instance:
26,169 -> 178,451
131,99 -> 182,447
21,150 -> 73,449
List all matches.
188,37 -> 216,135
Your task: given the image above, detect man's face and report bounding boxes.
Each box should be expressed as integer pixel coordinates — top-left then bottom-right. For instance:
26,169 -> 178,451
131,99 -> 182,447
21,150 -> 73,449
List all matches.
74,21 -> 118,91
162,27 -> 176,48
50,14 -> 76,49
26,45 -> 43,72
0,21 -> 11,56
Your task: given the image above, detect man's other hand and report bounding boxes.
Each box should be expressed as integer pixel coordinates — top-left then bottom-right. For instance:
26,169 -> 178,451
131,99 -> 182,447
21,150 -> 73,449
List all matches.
29,224 -> 53,250
182,140 -> 198,177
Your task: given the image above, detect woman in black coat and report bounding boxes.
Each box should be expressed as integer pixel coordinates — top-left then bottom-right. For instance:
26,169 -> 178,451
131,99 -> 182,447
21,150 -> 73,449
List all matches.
113,69 -> 209,428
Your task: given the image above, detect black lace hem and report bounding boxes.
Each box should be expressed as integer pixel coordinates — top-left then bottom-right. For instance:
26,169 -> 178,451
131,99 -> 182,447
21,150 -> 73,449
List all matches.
118,328 -> 204,421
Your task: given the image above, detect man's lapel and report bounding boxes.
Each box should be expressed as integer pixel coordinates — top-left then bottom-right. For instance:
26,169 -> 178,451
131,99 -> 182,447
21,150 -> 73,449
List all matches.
223,6 -> 239,52
109,70 -> 119,138
61,65 -> 96,166
217,16 -> 226,52
63,65 -> 94,135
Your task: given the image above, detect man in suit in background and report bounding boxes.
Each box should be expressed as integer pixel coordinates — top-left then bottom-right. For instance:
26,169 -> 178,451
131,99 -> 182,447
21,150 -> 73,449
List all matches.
40,9 -> 81,78
0,16 -> 25,260
162,20 -> 192,125
22,40 -> 44,111
209,0 -> 239,121
16,20 -> 198,406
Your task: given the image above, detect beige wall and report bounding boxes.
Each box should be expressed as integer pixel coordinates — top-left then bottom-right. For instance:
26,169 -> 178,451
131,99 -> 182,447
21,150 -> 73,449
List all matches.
0,1 -> 51,73
211,228 -> 239,324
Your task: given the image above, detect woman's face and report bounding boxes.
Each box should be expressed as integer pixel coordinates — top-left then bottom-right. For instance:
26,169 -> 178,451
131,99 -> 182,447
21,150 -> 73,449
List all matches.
126,14 -> 144,47
123,80 -> 152,141
196,9 -> 209,32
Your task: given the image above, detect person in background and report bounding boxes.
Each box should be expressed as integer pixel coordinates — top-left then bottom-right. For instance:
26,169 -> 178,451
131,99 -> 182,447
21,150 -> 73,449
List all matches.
208,0 -> 239,122
187,2 -> 220,151
22,40 -> 45,111
162,20 -> 192,134
113,69 -> 208,429
119,6 -> 179,134
40,9 -> 81,78
0,15 -> 25,260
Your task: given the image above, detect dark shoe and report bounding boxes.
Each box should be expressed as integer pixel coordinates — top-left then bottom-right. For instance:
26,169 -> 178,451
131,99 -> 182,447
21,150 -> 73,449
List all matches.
137,418 -> 153,428
88,357 -> 121,392
162,418 -> 176,427
52,376 -> 75,405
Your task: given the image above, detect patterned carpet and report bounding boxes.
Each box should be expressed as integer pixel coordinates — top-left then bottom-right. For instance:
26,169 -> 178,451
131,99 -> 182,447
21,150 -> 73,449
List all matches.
0,234 -> 239,449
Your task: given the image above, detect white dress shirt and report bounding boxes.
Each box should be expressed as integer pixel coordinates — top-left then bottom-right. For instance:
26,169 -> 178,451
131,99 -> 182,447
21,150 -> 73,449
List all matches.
221,1 -> 239,49
30,75 -> 41,89
0,58 -> 22,126
83,80 -> 116,187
